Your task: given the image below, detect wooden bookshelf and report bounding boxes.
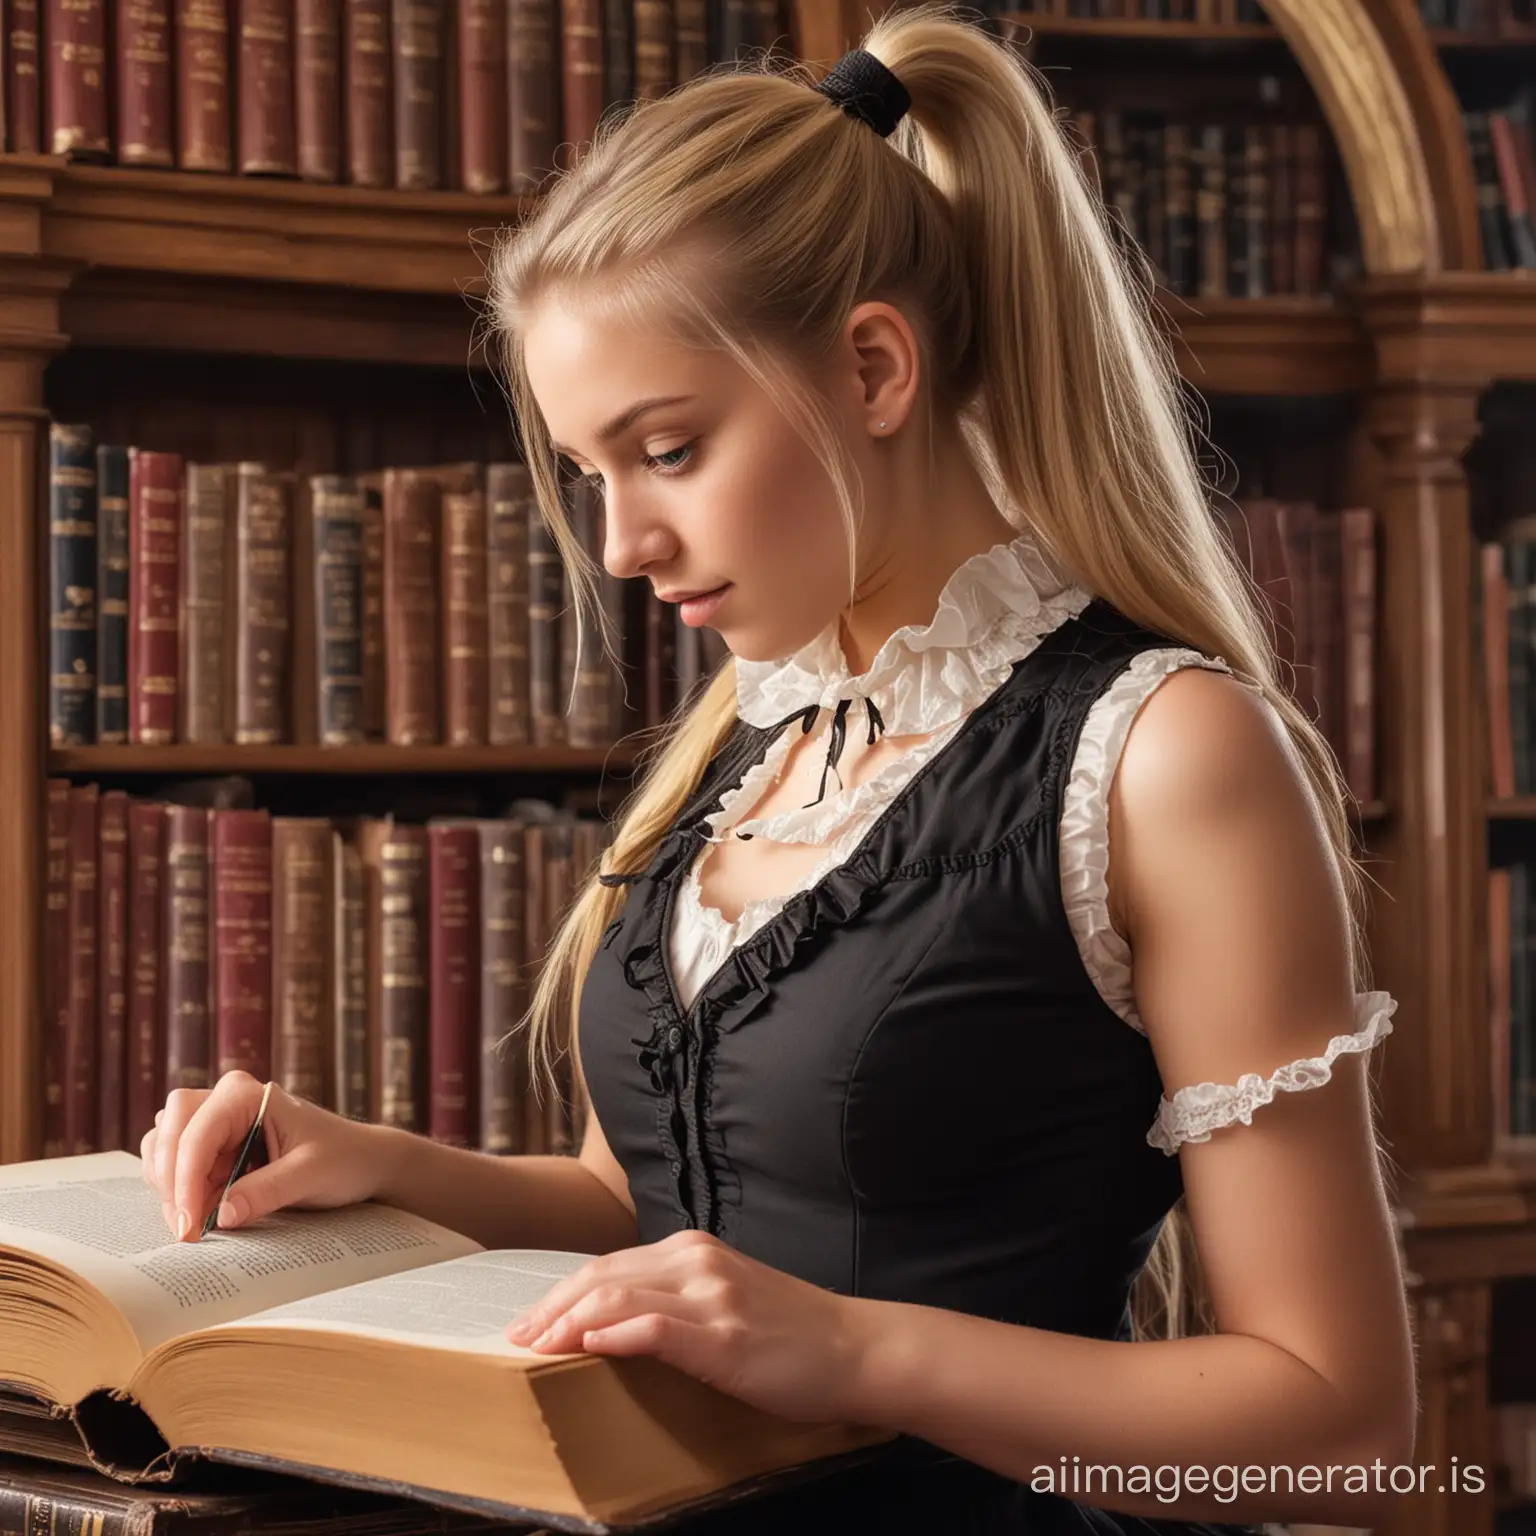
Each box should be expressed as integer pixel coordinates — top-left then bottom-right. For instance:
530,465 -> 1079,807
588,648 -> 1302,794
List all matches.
995,13 -> 1278,43
46,744 -> 646,775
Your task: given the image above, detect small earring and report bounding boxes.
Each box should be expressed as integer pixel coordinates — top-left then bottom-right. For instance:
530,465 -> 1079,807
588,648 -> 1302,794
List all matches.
878,421 -> 887,431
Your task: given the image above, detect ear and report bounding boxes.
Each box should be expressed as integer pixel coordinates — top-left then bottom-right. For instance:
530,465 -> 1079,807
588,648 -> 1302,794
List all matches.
844,300 -> 921,439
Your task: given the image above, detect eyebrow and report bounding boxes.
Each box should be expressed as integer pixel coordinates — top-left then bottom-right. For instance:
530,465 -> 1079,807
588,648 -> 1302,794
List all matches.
549,395 -> 697,458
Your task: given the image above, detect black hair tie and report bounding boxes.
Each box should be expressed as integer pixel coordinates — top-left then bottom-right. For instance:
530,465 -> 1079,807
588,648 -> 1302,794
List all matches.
812,48 -> 911,139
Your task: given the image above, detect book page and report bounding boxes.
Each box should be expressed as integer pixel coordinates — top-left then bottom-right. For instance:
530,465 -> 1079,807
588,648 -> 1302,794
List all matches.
211,1249 -> 597,1359
0,1153 -> 483,1353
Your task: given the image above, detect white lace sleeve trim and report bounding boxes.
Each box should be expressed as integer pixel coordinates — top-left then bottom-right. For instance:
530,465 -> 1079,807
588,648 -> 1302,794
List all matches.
1058,647 -> 1235,1033
1147,991 -> 1398,1156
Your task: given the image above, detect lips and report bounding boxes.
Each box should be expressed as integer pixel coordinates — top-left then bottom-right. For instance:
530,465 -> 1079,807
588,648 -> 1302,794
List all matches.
658,584 -> 728,604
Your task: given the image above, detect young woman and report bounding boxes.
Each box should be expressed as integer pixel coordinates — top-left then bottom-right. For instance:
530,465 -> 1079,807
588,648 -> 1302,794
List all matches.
143,6 -> 1416,1530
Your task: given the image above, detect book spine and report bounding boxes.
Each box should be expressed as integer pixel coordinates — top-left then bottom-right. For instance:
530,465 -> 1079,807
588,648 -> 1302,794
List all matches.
181,462 -> 235,744
1266,122 -> 1294,295
116,0 -> 174,165
390,0 -> 442,188
520,823 -> 547,1154
295,0 -> 342,179
237,0 -> 298,174
45,0 -> 109,155
563,478 -> 610,747
125,800 -> 164,1147
428,823 -> 478,1145
234,464 -> 293,744
478,819 -> 525,1154
359,475 -> 387,739
541,820 -> 574,1156
486,462 -> 532,745
212,808 -> 273,1080
163,805 -> 213,1092
7,0 -> 41,152
675,0 -> 705,79
95,445 -> 130,744
312,474 -> 367,744
128,449 -> 183,746
441,468 -> 489,745
1194,122 -> 1227,297
457,0 -> 505,191
633,0 -> 673,99
97,789 -> 130,1152
344,0 -> 392,187
335,837 -> 370,1119
65,783 -> 100,1155
176,0 -> 233,170
1340,508 -> 1379,805
528,504 -> 564,744
376,824 -> 427,1130
1292,121 -> 1327,296
49,423 -> 97,748
507,0 -> 558,192
382,468 -> 441,744
43,779 -> 72,1157
273,818 -> 333,1106
559,0 -> 602,155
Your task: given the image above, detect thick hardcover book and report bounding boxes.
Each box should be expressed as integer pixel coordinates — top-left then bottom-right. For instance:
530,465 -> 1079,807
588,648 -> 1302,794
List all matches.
508,0 -> 559,192
97,444 -> 131,743
391,0 -> 443,188
237,0 -> 298,173
477,819 -> 527,1155
600,0 -> 632,109
675,0 -> 706,81
458,0 -> 506,190
296,0 -> 342,178
272,818 -> 334,1106
182,462 -> 237,744
633,0 -> 673,101
126,801 -> 165,1149
358,471 -> 387,739
311,474 -> 367,744
176,0 -> 233,170
427,823 -> 478,1147
116,0 -> 174,164
527,504 -> 564,746
559,480 -> 612,749
234,464 -> 294,744
49,423 -> 98,747
211,808 -> 274,1082
128,449 -> 184,746
0,1152 -> 887,1531
439,462 -> 489,746
333,836 -> 370,1121
486,463 -> 532,746
45,780 -> 73,1158
382,468 -> 442,745
361,820 -> 429,1130
66,784 -> 101,1155
45,0 -> 110,154
163,805 -> 214,1096
7,0 -> 41,151
98,790 -> 131,1154
343,0 -> 392,187
558,0 -> 602,154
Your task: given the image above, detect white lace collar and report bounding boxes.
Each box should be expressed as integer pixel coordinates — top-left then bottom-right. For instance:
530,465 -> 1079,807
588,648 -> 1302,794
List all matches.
734,528 -> 1094,736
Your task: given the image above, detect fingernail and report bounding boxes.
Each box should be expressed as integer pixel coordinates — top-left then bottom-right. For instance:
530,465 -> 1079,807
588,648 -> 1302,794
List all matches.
219,1195 -> 244,1228
176,1210 -> 190,1241
532,1329 -> 554,1350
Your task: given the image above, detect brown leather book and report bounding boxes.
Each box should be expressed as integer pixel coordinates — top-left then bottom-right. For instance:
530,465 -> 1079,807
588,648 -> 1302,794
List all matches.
272,818 -> 334,1107
358,472 -> 386,739
1193,121 -> 1227,297
390,0 -> 443,188
600,0 -> 630,112
333,834 -> 369,1120
162,805 -> 213,1094
438,462 -> 489,746
180,462 -> 236,745
296,0 -> 342,179
343,0 -> 392,187
567,817 -> 600,1147
427,822 -> 478,1146
237,0 -> 298,174
508,0 -> 559,191
633,0 -> 674,100
175,0 -> 233,170
527,500 -> 564,746
65,784 -> 100,1156
1339,507 -> 1378,806
486,462 -> 532,746
43,780 -> 72,1158
476,818 -> 526,1154
457,0 -> 505,190
1485,542 -> 1516,801
311,473 -> 367,745
211,808 -> 273,1082
1237,498 -> 1297,678
559,480 -> 611,747
1292,121 -> 1326,297
540,818 -> 574,1157
45,0 -> 109,156
558,0 -> 602,156
96,790 -> 130,1153
1276,501 -> 1319,724
125,801 -> 164,1148
7,0 -> 41,152
674,0 -> 706,81
1311,508 -> 1344,771
128,450 -> 183,747
1266,122 -> 1294,296
234,463 -> 294,745
520,821 -> 549,1155
382,467 -> 441,745
359,820 -> 428,1130
115,0 -> 174,165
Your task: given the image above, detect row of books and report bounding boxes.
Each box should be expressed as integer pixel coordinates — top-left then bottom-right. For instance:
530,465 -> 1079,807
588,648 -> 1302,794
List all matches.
1499,1404 -> 1536,1501
1478,534 -> 1536,799
1488,864 -> 1536,1140
1006,1 -> 1267,19
6,0 -> 790,192
1216,499 -> 1379,805
41,781 -> 608,1162
1464,96 -> 1536,275
46,426 -> 729,749
1069,110 -> 1334,300
1419,0 -> 1536,32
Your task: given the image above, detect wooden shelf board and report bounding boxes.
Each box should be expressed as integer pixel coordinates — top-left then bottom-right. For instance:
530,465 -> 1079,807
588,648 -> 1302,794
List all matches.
1159,293 -> 1370,395
1354,272 -> 1536,387
1490,797 -> 1536,820
995,13 -> 1278,42
48,744 -> 643,775
1429,27 -> 1536,48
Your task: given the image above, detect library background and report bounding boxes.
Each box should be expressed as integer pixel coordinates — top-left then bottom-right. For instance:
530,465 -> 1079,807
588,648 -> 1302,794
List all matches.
0,0 -> 1531,1529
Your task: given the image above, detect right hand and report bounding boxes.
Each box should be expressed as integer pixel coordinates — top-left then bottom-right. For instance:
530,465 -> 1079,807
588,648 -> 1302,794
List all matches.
140,1071 -> 393,1242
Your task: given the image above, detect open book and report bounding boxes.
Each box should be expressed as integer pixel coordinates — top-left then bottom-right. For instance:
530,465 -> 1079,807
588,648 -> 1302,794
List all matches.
0,1152 -> 891,1532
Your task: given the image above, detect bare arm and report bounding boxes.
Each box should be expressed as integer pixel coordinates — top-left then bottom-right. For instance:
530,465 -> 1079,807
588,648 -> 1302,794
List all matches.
838,669 -> 1416,1526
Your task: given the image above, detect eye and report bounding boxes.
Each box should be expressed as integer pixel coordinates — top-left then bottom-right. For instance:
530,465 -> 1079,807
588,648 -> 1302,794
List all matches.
645,441 -> 695,476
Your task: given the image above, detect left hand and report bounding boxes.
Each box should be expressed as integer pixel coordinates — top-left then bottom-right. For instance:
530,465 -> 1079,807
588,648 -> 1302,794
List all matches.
505,1229 -> 879,1425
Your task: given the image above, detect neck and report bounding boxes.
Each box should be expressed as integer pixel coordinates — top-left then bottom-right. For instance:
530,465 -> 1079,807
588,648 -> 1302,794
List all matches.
836,424 -> 1020,676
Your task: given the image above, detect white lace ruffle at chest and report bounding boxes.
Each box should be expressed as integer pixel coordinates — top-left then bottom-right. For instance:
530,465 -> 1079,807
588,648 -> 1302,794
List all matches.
670,531 -> 1395,1156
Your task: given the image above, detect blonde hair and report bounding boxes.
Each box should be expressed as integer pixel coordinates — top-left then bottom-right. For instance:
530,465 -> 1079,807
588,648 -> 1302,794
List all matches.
487,2 -> 1371,1343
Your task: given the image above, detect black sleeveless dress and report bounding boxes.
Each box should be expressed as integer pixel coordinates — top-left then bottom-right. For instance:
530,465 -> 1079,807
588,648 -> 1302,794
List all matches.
578,599 -> 1265,1536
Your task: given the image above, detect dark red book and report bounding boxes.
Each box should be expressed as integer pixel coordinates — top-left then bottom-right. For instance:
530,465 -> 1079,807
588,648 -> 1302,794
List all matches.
7,0 -> 42,152
44,0 -> 109,156
296,0 -> 343,179
43,781 -> 72,1158
175,0 -> 234,171
96,790 -> 130,1153
211,808 -> 273,1082
343,0 -> 391,187
115,0 -> 174,164
64,784 -> 100,1155
428,823 -> 479,1147
237,0 -> 298,174
125,801 -> 165,1149
127,450 -> 183,746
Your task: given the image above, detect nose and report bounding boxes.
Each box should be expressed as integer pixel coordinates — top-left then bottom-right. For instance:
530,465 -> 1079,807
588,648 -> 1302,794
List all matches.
599,486 -> 678,582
